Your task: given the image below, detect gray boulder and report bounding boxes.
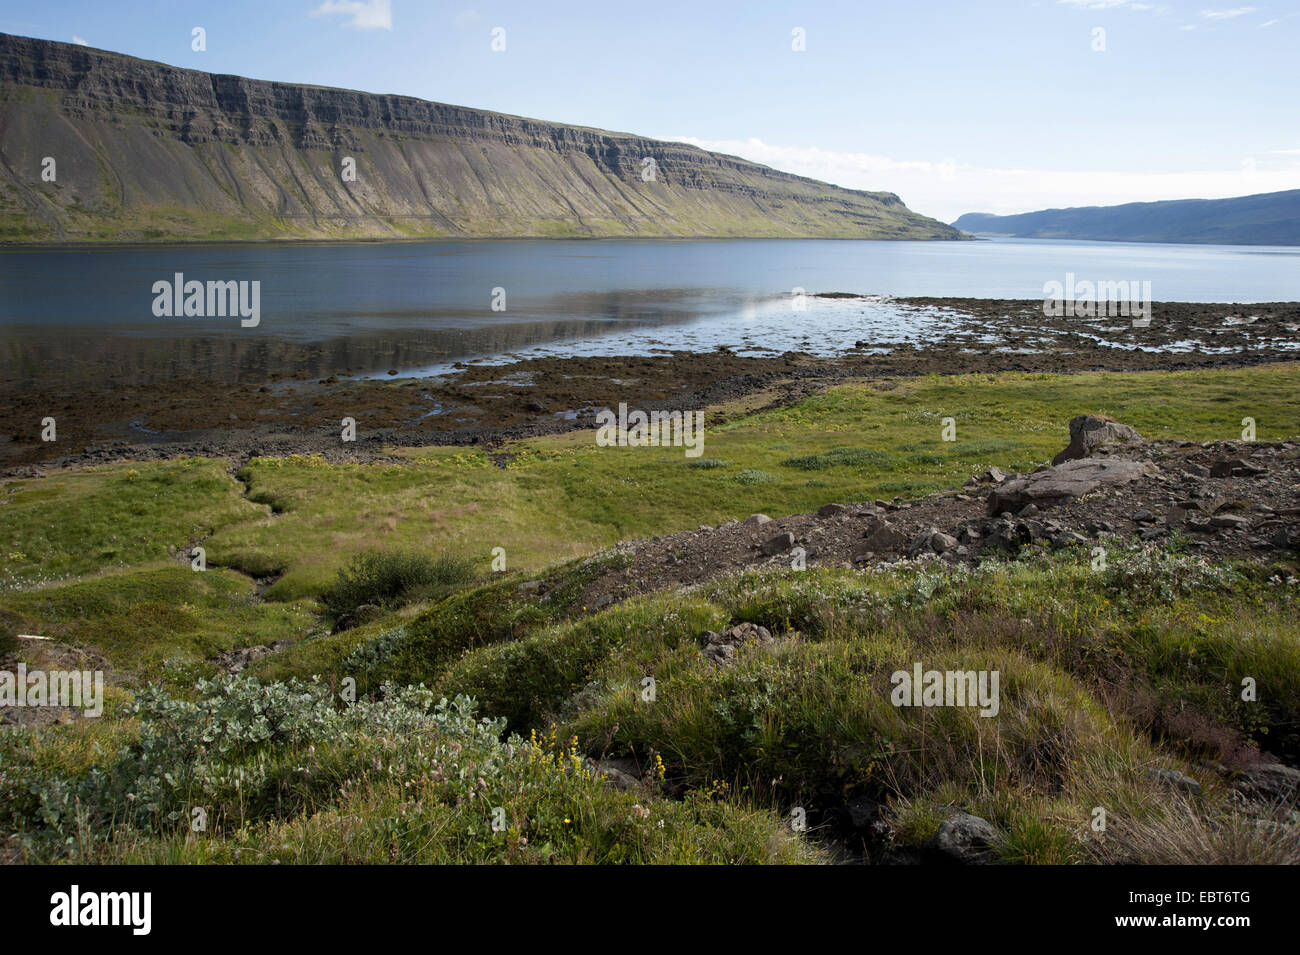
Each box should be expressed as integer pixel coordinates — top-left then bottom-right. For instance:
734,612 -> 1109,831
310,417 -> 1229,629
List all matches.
988,458 -> 1152,514
1144,767 -> 1202,797
862,518 -> 908,553
701,622 -> 775,666
1232,763 -> 1300,807
923,812 -> 1000,864
1052,415 -> 1143,465
909,527 -> 959,557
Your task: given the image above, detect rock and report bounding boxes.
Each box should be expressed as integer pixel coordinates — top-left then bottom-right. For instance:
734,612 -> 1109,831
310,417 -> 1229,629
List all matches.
923,812 -> 1000,864
1144,767 -> 1202,797
592,758 -> 647,791
862,518 -> 907,553
1206,511 -> 1248,535
1208,514 -> 1251,531
988,518 -> 1032,552
1210,458 -> 1264,478
1052,415 -> 1143,465
214,639 -> 293,673
701,622 -> 775,666
1017,503 -> 1039,517
817,503 -> 847,518
761,532 -> 796,556
909,527 -> 959,556
1231,763 -> 1300,807
744,514 -> 772,525
1131,509 -> 1155,523
595,765 -> 641,791
981,466 -> 1007,483
988,458 -> 1152,514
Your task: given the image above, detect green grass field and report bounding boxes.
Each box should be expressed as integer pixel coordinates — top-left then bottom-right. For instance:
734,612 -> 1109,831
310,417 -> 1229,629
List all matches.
2,364 -> 1297,864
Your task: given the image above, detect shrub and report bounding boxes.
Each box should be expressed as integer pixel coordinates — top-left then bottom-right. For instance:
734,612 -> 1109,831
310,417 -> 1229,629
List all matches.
324,550 -> 476,617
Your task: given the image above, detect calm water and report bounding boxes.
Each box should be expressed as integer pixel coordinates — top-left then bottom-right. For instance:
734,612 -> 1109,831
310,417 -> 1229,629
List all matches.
3,237 -> 1298,383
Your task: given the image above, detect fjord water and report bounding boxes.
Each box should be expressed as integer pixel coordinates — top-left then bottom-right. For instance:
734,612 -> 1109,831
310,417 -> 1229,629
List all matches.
3,237 -> 1297,384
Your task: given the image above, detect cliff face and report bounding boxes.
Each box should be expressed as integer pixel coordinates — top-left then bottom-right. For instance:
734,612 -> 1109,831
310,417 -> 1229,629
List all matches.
0,33 -> 960,242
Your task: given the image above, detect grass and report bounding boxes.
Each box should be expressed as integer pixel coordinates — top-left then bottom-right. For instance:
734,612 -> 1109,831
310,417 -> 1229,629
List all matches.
2,364 -> 1298,864
7,365 -> 1295,603
5,546 -> 1296,864
322,549 -> 478,619
0,564 -> 316,689
0,458 -> 261,591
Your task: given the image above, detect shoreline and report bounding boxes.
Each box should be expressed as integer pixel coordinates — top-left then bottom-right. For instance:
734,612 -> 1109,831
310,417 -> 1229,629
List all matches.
4,296 -> 1298,475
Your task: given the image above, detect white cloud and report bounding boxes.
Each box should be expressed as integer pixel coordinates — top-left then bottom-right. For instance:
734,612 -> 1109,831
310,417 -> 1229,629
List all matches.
1056,0 -> 1164,11
71,35 -> 88,45
311,0 -> 392,31
1199,7 -> 1256,19
667,135 -> 1300,222
1057,0 -> 1141,8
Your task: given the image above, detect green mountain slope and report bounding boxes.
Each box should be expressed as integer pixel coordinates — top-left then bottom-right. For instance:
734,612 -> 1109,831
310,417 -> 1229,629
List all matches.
952,190 -> 1300,245
0,33 -> 960,243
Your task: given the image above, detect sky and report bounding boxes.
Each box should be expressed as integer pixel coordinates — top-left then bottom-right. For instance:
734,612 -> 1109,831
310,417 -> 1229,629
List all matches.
1,0 -> 1297,222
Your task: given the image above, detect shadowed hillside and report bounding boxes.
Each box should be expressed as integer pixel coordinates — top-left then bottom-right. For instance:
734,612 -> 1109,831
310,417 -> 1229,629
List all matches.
953,190 -> 1300,246
0,33 -> 960,243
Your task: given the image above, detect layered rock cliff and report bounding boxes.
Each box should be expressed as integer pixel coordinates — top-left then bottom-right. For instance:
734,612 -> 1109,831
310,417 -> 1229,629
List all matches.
0,33 -> 960,242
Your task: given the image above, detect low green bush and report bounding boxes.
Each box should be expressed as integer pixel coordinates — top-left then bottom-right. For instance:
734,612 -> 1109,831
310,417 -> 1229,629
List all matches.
323,550 -> 477,617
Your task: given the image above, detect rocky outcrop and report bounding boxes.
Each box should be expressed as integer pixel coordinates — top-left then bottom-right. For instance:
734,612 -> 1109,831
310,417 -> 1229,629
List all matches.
701,622 -> 779,666
0,33 -> 962,242
555,426 -> 1298,611
1052,415 -> 1143,465
988,458 -> 1153,515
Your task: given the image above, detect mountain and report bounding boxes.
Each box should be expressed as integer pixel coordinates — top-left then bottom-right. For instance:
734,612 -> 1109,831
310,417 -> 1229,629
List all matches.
952,190 -> 1300,246
0,33 -> 959,243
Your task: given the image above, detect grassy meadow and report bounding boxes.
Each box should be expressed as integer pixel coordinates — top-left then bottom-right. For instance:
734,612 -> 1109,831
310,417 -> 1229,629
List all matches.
1,364 -> 1297,864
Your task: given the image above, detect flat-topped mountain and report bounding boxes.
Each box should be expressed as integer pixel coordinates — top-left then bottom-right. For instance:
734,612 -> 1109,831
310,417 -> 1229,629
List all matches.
0,33 -> 960,242
953,190 -> 1300,246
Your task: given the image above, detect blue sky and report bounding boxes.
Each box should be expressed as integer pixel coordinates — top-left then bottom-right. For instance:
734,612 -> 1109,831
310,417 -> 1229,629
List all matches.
2,0 -> 1297,221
